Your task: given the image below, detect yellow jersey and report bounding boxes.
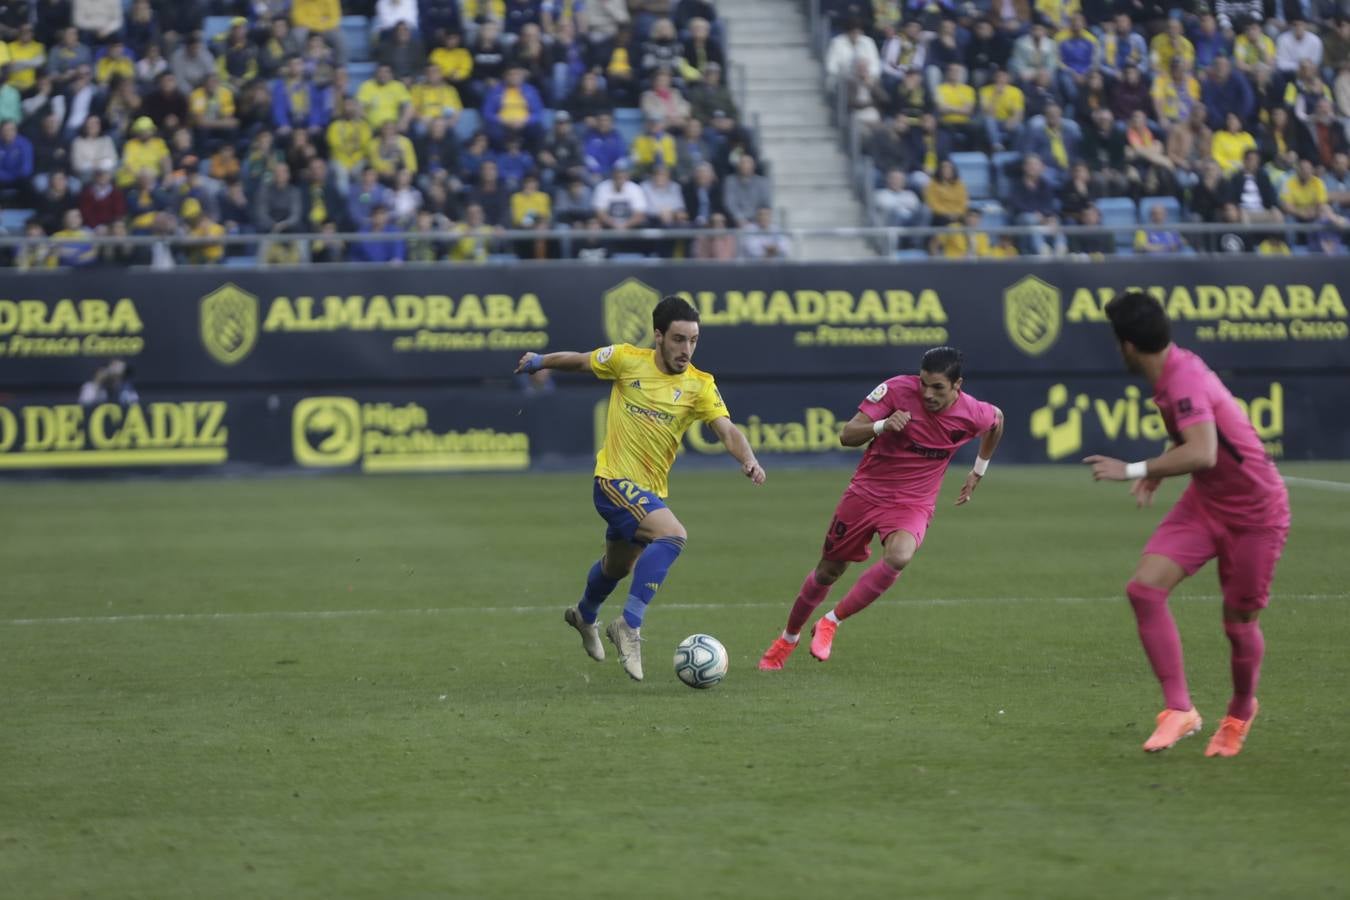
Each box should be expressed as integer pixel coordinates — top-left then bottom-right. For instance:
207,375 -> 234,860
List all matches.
292,0 -> 341,32
1281,176 -> 1326,211
979,83 -> 1023,122
590,343 -> 730,497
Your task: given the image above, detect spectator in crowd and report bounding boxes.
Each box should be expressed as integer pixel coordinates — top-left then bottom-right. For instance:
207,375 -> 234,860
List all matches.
1133,202 -> 1186,253
351,204 -> 405,262
882,20 -> 927,85
378,21 -> 426,81
1056,13 -> 1101,112
79,164 -> 125,229
358,62 -> 412,130
907,111 -> 952,187
1097,13 -> 1147,81
1285,59 -> 1333,122
553,175 -> 594,225
1212,112 -> 1257,175
49,28 -> 93,85
182,196 -> 226,265
1068,203 -> 1114,256
980,66 -> 1025,152
1229,147 -> 1284,224
641,68 -> 691,130
375,0 -> 419,36
925,19 -> 965,92
631,114 -> 677,179
1080,107 -> 1130,194
1166,103 -> 1212,188
1109,62 -> 1152,122
1275,16 -> 1322,75
143,71 -> 188,132
935,63 -> 978,149
1007,154 -> 1058,247
79,359 -> 138,408
483,64 -> 545,148
271,56 -> 320,139
721,152 -> 771,226
1190,12 -> 1226,71
584,110 -> 627,176
874,167 -> 926,229
683,18 -> 724,79
35,170 -> 77,233
682,160 -> 725,228
592,159 -> 647,232
467,158 -> 510,226
844,55 -> 888,132
1281,156 -> 1346,229
965,18 -> 1008,87
894,68 -> 932,124
412,62 -> 462,129
8,23 -> 46,91
172,31 -> 217,90
1010,21 -> 1056,84
1233,19 -> 1277,81
640,18 -> 685,83
1022,102 -> 1081,187
740,206 -> 791,259
1190,160 -> 1231,227
1150,17 -> 1194,75
53,207 -> 96,266
387,167 -> 423,224
1151,57 -> 1201,127
1058,160 -> 1101,223
293,0 -> 343,49
827,18 -> 881,93
642,165 -> 686,226
1124,108 -> 1177,196
1324,151 -> 1350,216
254,160 -> 303,238
300,157 -> 343,231
923,158 -> 969,227
1202,56 -> 1255,130
536,110 -> 583,184
0,117 -> 34,201
368,119 -> 417,178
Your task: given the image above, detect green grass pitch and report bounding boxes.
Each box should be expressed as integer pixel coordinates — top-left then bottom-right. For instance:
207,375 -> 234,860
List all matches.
2,464 -> 1348,899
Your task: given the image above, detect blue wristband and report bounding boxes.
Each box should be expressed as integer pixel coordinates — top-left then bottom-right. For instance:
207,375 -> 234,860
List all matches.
522,353 -> 543,374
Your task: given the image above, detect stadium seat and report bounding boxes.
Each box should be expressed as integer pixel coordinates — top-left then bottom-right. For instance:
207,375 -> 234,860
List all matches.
1139,196 -> 1181,224
223,255 -> 258,268
976,200 -> 1005,228
203,16 -> 233,44
1,208 -> 34,231
951,152 -> 991,200
342,16 -> 374,63
990,151 -> 1021,198
345,61 -> 377,93
614,108 -> 643,146
454,108 -> 481,141
893,248 -> 928,259
1097,196 -> 1137,226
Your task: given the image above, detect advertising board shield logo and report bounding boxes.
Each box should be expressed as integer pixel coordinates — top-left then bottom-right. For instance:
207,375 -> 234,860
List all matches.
200,283 -> 259,365
292,396 -> 362,466
1003,276 -> 1061,357
603,277 -> 661,347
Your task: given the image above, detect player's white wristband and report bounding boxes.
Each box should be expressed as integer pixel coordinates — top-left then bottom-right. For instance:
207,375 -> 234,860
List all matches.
972,456 -> 990,477
872,420 -> 886,436
1125,461 -> 1148,480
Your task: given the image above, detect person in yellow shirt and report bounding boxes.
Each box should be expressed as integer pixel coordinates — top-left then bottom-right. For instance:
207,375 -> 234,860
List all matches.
1233,21 -> 1276,79
367,120 -> 417,177
1211,113 -> 1256,175
326,97 -> 372,188
356,62 -> 412,129
6,24 -> 45,91
1280,158 -> 1342,226
1256,235 -> 1291,254
1035,0 -> 1080,32
96,39 -> 135,86
934,63 -> 978,148
513,295 -> 761,683
509,172 -> 553,258
1150,18 -> 1194,74
411,63 -> 462,126
931,209 -> 1004,258
630,116 -> 678,179
181,197 -> 226,265
1150,59 -> 1200,124
291,0 -> 341,39
117,117 -> 170,187
189,72 -> 238,145
980,67 -> 1025,152
924,159 -> 970,226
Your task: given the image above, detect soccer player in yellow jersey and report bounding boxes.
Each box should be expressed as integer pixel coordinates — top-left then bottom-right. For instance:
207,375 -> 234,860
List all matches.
513,296 -> 765,681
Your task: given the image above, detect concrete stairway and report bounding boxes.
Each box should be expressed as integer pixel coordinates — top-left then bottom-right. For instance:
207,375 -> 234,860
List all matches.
720,0 -> 873,259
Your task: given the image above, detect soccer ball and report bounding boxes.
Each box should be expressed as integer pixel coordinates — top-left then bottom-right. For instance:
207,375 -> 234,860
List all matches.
673,634 -> 728,689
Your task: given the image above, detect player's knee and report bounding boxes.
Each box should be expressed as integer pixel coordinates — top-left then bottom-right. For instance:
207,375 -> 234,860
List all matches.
652,521 -> 688,543
815,560 -> 847,584
883,547 -> 914,570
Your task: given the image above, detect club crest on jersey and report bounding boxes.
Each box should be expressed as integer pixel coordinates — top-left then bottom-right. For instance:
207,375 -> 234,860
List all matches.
673,388 -> 682,401
949,429 -> 967,443
1003,275 -> 1062,357
596,345 -> 614,363
867,383 -> 888,403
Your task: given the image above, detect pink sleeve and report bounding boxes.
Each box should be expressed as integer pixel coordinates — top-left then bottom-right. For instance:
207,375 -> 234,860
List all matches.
857,380 -> 896,420
972,399 -> 999,434
1171,370 -> 1215,431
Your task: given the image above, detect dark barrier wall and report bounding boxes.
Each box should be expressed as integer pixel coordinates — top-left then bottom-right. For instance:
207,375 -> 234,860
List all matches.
1,259 -> 1347,388
2,377 -> 1343,474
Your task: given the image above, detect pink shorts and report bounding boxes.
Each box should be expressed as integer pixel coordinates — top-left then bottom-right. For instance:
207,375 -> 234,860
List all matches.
821,489 -> 930,563
1144,489 -> 1289,611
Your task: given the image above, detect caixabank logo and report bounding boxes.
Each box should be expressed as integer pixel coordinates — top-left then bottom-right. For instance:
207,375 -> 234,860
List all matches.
293,397 -> 529,473
1029,383 -> 1285,460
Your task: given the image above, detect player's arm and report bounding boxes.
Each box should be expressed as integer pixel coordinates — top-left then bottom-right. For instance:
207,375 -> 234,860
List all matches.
839,409 -> 910,447
514,351 -> 592,374
1084,419 -> 1217,483
708,416 -> 766,486
955,406 -> 1003,506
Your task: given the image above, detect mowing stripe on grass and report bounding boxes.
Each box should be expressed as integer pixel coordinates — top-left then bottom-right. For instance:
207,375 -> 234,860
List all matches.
1283,475 -> 1350,492
3,593 -> 1343,627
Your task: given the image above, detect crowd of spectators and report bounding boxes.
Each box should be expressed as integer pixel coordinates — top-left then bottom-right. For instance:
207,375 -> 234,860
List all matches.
824,0 -> 1350,257
0,0 -> 787,267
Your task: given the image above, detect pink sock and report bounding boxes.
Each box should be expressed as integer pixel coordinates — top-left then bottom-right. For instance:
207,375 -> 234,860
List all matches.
785,571 -> 833,635
834,562 -> 902,621
1224,618 -> 1264,720
1127,580 -> 1192,711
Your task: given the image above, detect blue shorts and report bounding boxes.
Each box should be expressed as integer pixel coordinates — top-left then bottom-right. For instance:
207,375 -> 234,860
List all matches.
593,477 -> 667,545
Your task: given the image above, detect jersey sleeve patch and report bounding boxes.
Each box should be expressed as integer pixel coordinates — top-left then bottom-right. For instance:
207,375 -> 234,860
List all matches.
597,345 -> 614,363
866,383 -> 888,403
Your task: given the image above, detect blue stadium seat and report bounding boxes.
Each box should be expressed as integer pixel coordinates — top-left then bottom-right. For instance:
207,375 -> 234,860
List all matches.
1139,196 -> 1181,224
342,16 -> 374,64
455,108 -> 481,141
1,208 -> 34,231
1097,196 -> 1138,226
951,152 -> 991,200
990,151 -> 1021,198
976,201 -> 1006,228
223,255 -> 258,268
893,249 -> 929,260
614,108 -> 643,146
344,61 -> 377,94
203,16 -> 233,45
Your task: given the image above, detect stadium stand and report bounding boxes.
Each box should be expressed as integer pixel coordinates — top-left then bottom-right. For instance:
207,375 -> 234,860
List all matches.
0,0 -> 779,266
822,0 -> 1350,257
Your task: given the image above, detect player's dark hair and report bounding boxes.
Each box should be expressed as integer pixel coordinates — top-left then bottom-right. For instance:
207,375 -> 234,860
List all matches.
653,295 -> 699,333
1104,290 -> 1170,353
919,346 -> 963,382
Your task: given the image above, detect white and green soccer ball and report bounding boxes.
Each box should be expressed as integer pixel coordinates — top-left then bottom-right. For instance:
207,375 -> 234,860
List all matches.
673,634 -> 728,689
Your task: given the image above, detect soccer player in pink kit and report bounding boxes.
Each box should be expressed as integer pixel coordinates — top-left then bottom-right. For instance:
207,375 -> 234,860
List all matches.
1084,291 -> 1290,758
758,347 -> 1004,670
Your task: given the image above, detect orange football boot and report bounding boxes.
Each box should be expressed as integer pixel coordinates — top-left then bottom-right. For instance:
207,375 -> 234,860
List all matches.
1205,700 -> 1258,758
758,637 -> 798,671
809,617 -> 837,661
1143,707 -> 1203,752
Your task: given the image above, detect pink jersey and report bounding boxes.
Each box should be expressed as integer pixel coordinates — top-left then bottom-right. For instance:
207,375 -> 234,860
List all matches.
1153,345 -> 1289,528
849,375 -> 999,509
